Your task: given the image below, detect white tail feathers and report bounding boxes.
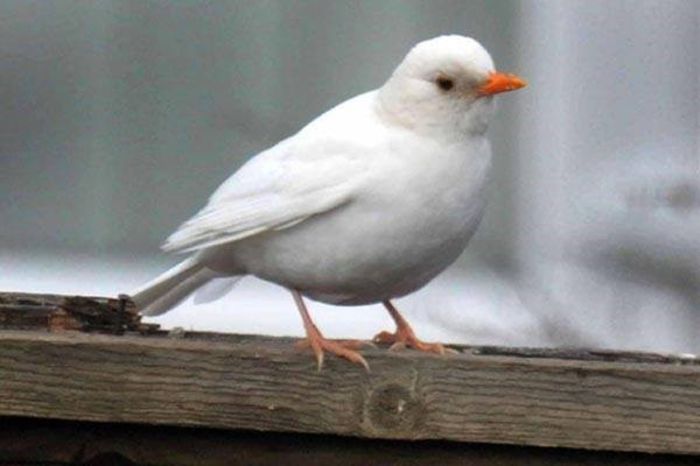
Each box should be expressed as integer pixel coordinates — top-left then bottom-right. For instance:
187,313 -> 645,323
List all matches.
130,258 -> 230,316
193,276 -> 242,305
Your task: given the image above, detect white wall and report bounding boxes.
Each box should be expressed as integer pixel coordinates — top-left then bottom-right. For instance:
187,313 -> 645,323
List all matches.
515,0 -> 700,351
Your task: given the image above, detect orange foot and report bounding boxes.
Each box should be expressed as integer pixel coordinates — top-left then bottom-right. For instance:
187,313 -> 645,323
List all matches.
291,290 -> 370,371
373,329 -> 447,354
373,301 -> 451,355
295,336 -> 370,371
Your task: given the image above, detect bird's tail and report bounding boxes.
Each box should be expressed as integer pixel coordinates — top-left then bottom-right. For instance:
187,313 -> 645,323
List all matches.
130,258 -> 220,316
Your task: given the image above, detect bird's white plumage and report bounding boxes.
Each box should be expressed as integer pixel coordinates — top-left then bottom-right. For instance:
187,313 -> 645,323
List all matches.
131,35 -> 516,315
163,142 -> 361,253
163,91 -> 386,254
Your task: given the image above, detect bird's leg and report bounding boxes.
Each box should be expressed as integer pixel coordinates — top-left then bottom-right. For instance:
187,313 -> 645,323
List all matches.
374,300 -> 447,355
291,290 -> 369,371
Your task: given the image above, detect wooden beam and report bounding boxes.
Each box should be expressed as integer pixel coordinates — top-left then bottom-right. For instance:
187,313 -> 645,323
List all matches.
1,417 -> 695,465
1,328 -> 699,455
0,292 -> 157,334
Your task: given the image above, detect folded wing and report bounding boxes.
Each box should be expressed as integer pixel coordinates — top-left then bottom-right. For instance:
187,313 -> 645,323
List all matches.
162,138 -> 365,253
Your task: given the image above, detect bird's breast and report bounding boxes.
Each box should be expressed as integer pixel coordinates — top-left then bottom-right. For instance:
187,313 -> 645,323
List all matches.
363,136 -> 491,261
233,136 -> 492,304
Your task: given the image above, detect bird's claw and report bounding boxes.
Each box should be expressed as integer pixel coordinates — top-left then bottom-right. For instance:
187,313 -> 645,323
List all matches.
296,337 -> 370,372
373,329 -> 450,355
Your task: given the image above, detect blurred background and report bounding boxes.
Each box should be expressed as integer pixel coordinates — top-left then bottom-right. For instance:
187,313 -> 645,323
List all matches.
1,0 -> 698,353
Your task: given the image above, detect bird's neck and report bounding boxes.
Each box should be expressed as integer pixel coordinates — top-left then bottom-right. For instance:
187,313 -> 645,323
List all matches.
377,82 -> 494,141
462,98 -> 495,136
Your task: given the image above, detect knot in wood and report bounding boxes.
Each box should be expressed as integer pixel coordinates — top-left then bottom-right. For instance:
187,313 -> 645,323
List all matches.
366,382 -> 424,433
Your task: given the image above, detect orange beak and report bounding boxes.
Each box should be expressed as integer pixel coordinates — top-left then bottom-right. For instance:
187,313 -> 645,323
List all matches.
477,71 -> 527,96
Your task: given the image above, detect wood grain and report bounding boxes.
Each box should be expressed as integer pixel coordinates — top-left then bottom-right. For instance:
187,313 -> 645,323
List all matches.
1,330 -> 699,455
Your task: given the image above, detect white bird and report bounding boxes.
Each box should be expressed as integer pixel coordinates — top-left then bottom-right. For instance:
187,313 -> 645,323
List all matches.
130,35 -> 526,369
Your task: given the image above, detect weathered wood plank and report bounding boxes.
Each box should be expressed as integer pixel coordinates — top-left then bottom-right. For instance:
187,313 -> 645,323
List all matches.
1,417 -> 696,465
1,329 -> 699,455
0,292 -> 157,334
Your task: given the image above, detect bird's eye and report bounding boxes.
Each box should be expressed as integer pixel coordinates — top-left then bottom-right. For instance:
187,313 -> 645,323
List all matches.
436,77 -> 454,91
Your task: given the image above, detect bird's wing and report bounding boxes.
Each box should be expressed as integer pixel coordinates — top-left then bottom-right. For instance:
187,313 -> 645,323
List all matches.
162,137 -> 367,253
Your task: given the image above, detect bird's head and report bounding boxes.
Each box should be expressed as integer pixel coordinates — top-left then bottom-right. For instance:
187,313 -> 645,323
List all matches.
379,35 -> 526,137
